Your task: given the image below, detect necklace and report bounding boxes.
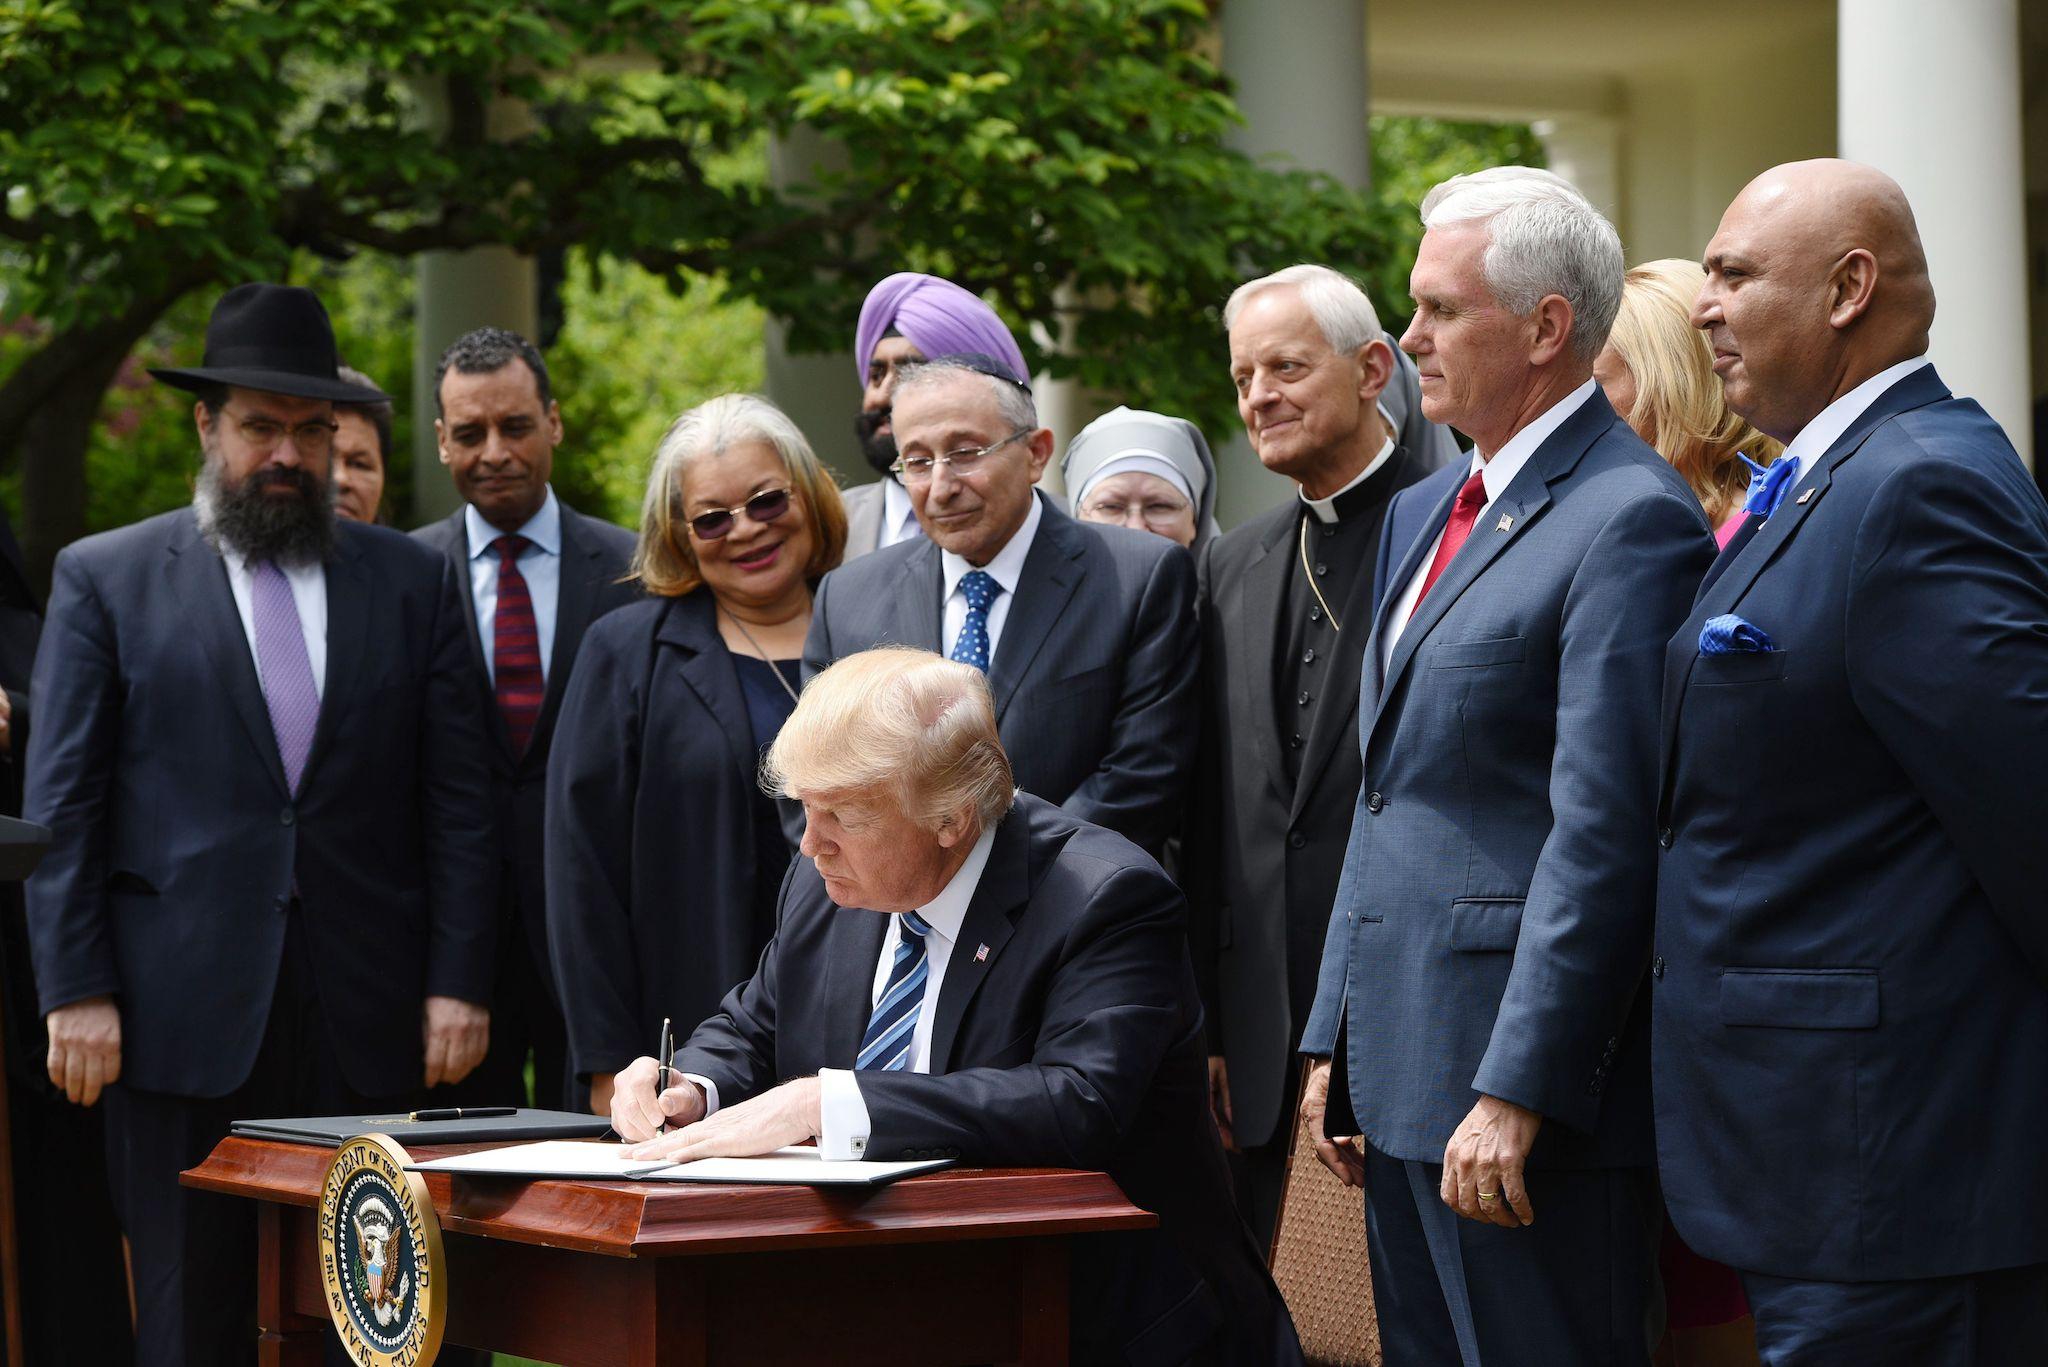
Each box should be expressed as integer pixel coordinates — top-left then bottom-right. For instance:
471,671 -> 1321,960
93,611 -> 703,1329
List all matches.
721,606 -> 802,705
1297,515 -> 1341,632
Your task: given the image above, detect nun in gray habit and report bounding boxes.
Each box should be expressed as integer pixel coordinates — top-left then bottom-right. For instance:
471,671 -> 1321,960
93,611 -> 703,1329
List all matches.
1061,405 -> 1222,556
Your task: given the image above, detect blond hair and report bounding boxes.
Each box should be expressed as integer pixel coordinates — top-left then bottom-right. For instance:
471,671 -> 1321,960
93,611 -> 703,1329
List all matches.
1607,259 -> 1783,526
631,393 -> 848,597
763,647 -> 1014,833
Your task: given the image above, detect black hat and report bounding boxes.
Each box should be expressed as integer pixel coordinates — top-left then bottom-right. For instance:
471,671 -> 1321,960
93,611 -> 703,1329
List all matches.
149,283 -> 387,403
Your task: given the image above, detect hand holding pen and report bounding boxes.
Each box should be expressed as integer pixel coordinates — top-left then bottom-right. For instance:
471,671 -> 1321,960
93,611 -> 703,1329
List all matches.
656,1016 -> 673,1136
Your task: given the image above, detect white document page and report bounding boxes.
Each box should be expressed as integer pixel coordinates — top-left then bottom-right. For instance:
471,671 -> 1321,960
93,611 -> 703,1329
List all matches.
408,1140 -> 671,1179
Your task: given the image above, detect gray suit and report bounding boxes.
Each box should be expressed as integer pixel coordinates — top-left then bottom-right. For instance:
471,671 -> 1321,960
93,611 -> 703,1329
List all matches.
803,492 -> 1198,853
840,479 -> 886,560
1302,390 -> 1713,1361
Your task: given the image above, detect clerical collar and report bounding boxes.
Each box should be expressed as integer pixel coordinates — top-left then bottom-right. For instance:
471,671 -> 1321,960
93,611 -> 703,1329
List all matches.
1299,436 -> 1397,525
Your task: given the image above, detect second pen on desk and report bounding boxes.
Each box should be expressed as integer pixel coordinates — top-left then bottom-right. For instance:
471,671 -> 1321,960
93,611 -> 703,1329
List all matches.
656,1016 -> 673,1136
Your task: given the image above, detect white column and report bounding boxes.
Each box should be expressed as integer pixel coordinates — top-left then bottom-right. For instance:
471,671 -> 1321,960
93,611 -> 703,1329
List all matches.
1213,0 -> 1373,527
763,127 -> 864,488
1533,115 -> 1623,233
1839,0 -> 2031,466
409,81 -> 541,521
412,249 -> 539,522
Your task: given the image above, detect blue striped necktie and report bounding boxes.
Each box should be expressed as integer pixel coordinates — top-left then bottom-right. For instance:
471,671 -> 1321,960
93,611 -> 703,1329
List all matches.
856,911 -> 935,1071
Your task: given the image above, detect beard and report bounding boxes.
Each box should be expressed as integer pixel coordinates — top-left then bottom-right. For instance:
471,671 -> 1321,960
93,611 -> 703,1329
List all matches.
854,408 -> 898,479
194,446 -> 336,566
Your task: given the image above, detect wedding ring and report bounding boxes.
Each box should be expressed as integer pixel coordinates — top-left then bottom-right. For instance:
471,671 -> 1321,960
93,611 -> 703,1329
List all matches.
1477,1190 -> 1499,1203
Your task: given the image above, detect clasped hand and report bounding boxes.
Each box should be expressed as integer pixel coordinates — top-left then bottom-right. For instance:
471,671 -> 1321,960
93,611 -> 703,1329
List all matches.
609,1054 -> 822,1165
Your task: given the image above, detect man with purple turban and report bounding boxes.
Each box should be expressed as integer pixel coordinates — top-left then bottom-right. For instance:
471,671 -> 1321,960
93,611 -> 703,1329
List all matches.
844,273 -> 1033,559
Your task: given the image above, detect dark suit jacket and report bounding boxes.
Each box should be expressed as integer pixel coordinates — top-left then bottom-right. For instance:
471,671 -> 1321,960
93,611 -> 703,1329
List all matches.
1655,366 -> 2048,1281
546,592 -> 788,1081
413,502 -> 638,979
678,794 -> 1298,1366
803,493 -> 1199,853
24,509 -> 496,1099
1302,391 -> 1713,1169
1184,441 -> 1446,1150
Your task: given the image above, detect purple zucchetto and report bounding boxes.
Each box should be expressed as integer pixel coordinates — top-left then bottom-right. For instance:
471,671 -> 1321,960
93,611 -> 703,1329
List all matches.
855,273 -> 1029,386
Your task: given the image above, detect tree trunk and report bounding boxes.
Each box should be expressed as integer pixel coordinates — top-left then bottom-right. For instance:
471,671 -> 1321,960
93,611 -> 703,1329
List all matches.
15,353 -> 125,597
0,284 -> 200,595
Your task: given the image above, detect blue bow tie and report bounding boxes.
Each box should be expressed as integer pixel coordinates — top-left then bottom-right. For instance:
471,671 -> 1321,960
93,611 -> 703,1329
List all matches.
1739,453 -> 1800,519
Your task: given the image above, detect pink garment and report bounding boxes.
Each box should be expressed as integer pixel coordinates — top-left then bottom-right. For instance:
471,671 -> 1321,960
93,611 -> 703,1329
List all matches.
1715,510 -> 1749,548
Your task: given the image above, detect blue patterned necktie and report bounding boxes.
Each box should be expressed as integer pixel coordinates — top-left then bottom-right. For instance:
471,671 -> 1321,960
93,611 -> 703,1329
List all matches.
1739,453 -> 1800,520
950,570 -> 1000,673
857,912 -> 934,1071
249,559 -> 320,792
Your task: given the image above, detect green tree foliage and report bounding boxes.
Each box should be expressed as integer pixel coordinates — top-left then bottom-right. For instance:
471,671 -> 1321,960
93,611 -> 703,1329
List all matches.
0,0 -> 1392,579
548,255 -> 765,526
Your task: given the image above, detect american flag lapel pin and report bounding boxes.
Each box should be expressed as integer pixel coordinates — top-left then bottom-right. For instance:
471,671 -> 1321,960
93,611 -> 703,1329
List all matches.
1496,513 -> 1514,532
974,944 -> 990,962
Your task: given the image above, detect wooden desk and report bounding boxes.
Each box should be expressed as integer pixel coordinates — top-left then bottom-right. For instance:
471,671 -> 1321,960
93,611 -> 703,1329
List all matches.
183,1136 -> 1156,1367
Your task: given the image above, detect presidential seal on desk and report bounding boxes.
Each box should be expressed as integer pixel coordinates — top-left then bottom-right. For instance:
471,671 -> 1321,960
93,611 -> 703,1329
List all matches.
318,1134 -> 446,1367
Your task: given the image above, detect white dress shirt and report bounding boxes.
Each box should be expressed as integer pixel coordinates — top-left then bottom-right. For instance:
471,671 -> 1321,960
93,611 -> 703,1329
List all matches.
940,493 -> 1043,663
1380,379 -> 1597,672
465,486 -> 562,684
1300,434 -> 1397,525
880,477 -> 925,549
223,552 -> 327,699
680,821 -> 1001,1159
1780,356 -> 1931,485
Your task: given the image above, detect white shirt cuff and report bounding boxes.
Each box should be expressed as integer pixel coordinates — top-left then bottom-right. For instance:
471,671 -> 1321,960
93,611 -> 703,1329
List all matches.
681,1073 -> 719,1118
816,1068 -> 872,1161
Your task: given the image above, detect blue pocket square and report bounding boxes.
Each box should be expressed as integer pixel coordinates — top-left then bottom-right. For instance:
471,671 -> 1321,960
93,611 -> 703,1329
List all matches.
1700,614 -> 1777,655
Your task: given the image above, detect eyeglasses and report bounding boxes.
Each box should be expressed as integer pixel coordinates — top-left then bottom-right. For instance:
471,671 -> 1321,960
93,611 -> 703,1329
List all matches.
686,486 -> 792,540
1080,496 -> 1193,528
891,428 -> 1032,484
222,408 -> 339,456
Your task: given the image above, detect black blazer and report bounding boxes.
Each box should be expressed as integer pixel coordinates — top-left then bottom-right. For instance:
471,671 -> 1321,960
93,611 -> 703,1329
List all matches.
546,592 -> 788,1082
803,494 -> 1199,854
24,510 -> 496,1098
678,794 -> 1300,1367
1182,442 -> 1444,1150
413,502 -> 639,973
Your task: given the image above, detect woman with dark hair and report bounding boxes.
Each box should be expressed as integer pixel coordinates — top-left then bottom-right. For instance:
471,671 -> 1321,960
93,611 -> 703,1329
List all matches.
546,393 -> 847,1115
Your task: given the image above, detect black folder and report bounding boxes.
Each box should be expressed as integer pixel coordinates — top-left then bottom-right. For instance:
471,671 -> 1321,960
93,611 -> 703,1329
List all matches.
231,1107 -> 613,1146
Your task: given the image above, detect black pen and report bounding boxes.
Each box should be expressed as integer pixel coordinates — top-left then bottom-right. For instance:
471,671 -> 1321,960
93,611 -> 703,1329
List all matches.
657,1016 -> 673,1136
408,1106 -> 516,1122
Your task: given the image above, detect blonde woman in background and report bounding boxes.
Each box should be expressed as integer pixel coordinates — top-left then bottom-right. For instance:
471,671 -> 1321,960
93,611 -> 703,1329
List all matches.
1597,257 -> 1765,1366
1596,258 -> 1783,549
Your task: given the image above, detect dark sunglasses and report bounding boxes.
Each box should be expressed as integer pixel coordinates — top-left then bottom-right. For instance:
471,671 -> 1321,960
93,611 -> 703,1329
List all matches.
686,486 -> 793,540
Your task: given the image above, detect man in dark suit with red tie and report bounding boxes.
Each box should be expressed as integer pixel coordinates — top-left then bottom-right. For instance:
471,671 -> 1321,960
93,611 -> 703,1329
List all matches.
414,327 -> 638,1110
25,283 -> 497,1365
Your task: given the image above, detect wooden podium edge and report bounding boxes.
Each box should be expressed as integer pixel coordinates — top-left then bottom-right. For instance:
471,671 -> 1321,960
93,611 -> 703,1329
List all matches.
185,1135 -> 1157,1260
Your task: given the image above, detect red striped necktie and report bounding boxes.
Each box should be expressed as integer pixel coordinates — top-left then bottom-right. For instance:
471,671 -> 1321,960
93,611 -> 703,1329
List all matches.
491,534 -> 544,755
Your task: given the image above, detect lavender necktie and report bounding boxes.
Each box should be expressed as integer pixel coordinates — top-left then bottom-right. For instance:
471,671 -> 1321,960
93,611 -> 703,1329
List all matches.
250,559 -> 320,792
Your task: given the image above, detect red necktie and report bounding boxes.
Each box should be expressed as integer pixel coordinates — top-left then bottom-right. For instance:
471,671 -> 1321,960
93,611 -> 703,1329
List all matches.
1408,469 -> 1490,620
491,534 -> 544,755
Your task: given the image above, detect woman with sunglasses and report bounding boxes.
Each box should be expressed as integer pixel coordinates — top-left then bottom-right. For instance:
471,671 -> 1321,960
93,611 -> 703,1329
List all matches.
545,394 -> 847,1116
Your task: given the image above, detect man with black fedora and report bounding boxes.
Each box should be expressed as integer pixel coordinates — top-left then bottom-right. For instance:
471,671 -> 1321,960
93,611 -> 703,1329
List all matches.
23,282 -> 498,1365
